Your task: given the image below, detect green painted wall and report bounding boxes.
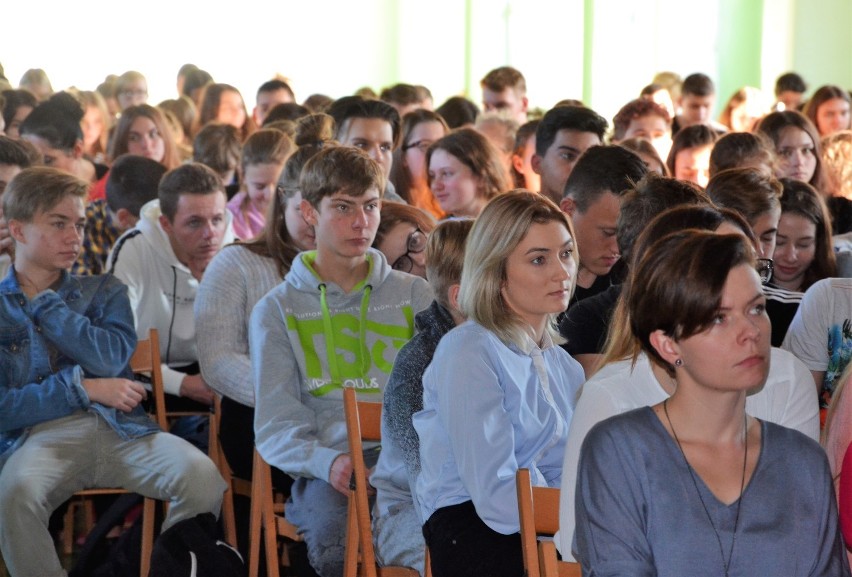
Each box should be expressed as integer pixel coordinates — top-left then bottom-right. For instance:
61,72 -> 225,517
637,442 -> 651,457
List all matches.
716,0 -> 765,107
791,0 -> 852,93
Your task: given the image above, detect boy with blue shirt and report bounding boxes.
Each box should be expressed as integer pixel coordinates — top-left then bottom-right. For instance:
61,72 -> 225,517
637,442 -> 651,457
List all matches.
251,147 -> 432,577
0,167 -> 224,577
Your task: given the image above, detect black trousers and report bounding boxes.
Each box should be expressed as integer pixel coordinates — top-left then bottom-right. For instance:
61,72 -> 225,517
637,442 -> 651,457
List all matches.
423,501 -> 523,577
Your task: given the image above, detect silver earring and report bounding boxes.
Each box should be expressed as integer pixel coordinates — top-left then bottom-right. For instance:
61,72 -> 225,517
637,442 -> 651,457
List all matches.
674,359 -> 683,367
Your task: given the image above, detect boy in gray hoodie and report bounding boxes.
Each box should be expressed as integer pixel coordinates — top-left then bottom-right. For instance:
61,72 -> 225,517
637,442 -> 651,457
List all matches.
250,146 -> 432,577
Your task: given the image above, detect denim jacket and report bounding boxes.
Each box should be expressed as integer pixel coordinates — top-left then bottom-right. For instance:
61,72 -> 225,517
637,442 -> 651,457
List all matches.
0,268 -> 159,469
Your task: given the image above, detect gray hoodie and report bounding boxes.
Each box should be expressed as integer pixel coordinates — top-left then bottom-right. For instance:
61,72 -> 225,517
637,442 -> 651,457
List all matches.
250,247 -> 432,481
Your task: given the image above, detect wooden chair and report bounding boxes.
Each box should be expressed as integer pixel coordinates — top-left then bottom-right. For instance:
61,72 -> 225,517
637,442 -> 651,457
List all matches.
342,387 -> 418,577
63,329 -> 165,576
516,468 -> 581,577
212,395 -> 253,549
248,448 -> 302,577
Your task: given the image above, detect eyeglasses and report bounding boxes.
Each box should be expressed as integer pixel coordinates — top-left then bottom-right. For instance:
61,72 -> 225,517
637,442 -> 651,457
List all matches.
756,258 -> 773,285
391,229 -> 427,273
402,140 -> 433,153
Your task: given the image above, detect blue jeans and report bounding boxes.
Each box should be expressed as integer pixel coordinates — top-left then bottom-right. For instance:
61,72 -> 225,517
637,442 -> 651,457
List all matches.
0,411 -> 226,577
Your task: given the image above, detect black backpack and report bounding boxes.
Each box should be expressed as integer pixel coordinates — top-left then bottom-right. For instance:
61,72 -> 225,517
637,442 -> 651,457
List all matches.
149,513 -> 245,577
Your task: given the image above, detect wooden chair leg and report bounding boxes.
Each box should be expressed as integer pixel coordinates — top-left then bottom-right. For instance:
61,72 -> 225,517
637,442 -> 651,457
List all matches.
62,502 -> 75,555
139,497 -> 156,577
220,474 -> 238,548
343,495 -> 360,577
249,481 -> 263,577
262,490 -> 281,577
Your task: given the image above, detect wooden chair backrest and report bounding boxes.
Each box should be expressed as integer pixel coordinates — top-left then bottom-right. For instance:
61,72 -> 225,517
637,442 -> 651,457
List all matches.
516,468 -> 581,577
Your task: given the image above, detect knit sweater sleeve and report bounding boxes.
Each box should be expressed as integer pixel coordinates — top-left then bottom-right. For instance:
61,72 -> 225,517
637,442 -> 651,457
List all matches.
196,247 -> 280,407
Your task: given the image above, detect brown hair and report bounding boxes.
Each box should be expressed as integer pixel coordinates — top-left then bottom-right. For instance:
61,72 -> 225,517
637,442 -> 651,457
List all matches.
709,132 -> 776,177
3,166 -> 88,224
239,129 -> 295,175
628,231 -> 755,371
109,104 -> 181,170
480,66 -> 526,95
612,99 -> 671,141
705,167 -> 782,224
756,110 -> 824,190
426,128 -> 510,202
373,203 -> 436,249
158,163 -> 224,221
804,85 -> 852,135
300,147 -> 385,208
192,123 -> 241,178
390,109 -> 449,202
601,205 -> 755,371
778,178 -> 837,291
238,144 -> 331,276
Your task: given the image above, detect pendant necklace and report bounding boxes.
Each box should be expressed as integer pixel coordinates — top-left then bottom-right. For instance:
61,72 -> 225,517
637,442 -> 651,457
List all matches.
663,399 -> 748,577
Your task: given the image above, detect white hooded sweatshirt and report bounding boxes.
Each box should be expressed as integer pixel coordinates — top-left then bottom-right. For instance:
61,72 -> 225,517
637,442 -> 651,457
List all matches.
109,199 -> 235,395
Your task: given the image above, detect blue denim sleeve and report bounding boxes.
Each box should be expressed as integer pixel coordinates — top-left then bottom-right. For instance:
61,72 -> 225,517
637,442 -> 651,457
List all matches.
30,276 -> 136,377
0,365 -> 90,432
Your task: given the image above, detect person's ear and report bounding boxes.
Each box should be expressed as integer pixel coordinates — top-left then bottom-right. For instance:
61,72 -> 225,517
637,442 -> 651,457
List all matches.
649,329 -> 682,367
158,213 -> 173,235
521,96 -> 529,114
531,153 -> 542,175
8,218 -> 26,244
115,208 -> 138,231
511,153 -> 525,175
447,283 -> 461,311
300,199 -> 319,226
72,139 -> 85,159
560,196 -> 576,217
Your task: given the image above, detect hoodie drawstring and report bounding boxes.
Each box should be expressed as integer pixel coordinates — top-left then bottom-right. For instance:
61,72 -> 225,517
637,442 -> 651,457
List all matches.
319,283 -> 373,388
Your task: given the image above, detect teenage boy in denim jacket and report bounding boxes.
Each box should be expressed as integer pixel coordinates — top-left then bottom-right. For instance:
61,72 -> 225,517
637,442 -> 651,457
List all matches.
0,167 -> 224,577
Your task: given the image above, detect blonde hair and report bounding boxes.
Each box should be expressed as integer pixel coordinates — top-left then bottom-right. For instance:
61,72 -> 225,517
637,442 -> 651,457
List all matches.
459,190 -> 577,347
822,130 -> 852,200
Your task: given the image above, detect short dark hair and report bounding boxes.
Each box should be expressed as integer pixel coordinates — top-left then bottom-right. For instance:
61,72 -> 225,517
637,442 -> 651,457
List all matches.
106,155 -> 167,218
257,79 -> 295,101
617,173 -> 711,263
435,96 -> 480,129
328,96 -> 401,146
20,92 -> 84,150
628,231 -> 754,371
0,135 -> 37,168
535,106 -> 608,157
563,145 -> 648,208
192,123 -> 241,176
775,72 -> 807,96
681,73 -> 715,98
2,89 -> 37,129
380,83 -> 421,106
158,163 -> 224,221
300,147 -> 385,208
264,102 -> 309,125
708,132 -> 775,177
666,124 -> 719,175
705,167 -> 782,224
